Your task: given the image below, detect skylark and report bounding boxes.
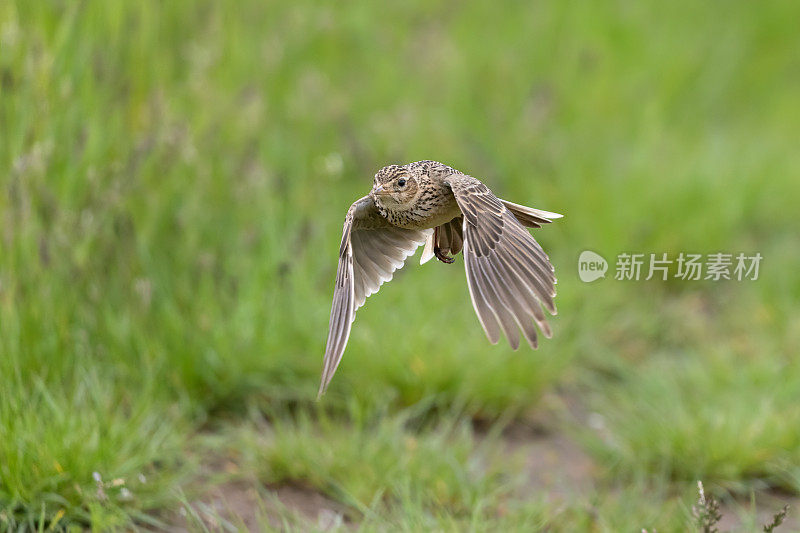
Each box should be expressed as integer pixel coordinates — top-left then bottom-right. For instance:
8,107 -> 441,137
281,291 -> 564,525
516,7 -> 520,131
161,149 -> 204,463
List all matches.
319,160 -> 562,396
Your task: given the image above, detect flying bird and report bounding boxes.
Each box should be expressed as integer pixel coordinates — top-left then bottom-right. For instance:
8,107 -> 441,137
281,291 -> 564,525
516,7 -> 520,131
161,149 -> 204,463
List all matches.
319,160 -> 562,396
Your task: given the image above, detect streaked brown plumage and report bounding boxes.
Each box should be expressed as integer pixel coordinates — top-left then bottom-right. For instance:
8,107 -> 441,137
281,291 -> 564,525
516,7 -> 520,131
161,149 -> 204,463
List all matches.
319,160 -> 562,396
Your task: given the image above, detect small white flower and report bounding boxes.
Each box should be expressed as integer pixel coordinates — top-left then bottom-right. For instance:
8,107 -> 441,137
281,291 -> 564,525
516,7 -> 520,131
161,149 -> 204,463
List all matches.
588,412 -> 606,431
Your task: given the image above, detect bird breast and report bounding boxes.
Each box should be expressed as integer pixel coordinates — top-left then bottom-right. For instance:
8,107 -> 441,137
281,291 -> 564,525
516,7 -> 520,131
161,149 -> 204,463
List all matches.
381,181 -> 461,230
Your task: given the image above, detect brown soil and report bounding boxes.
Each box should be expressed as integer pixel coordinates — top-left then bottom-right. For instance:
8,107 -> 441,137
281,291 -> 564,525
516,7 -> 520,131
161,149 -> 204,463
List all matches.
165,471 -> 348,532
499,421 -> 597,500
717,490 -> 798,532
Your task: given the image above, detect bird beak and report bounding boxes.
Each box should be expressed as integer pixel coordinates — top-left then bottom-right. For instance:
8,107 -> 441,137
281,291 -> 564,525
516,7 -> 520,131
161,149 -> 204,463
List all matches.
371,184 -> 390,196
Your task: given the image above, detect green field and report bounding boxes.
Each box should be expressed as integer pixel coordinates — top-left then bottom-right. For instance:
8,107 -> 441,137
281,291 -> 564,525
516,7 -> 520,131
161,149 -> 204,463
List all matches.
2,1 -> 800,531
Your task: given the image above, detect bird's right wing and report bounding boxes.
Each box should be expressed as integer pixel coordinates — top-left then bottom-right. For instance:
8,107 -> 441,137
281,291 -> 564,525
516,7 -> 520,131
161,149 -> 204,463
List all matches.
319,195 -> 430,397
444,174 -> 559,350
500,200 -> 563,228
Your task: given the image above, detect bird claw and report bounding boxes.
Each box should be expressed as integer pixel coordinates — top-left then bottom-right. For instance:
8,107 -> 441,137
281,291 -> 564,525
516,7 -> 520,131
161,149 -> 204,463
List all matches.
434,247 -> 455,264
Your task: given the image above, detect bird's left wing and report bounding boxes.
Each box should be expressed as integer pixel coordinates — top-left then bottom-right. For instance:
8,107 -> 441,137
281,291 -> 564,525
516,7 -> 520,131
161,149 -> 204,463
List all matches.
444,174 -> 558,351
319,195 -> 431,396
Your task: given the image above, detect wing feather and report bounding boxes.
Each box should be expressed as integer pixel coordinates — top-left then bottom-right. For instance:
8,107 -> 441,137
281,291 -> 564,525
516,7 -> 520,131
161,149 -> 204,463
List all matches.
474,251 -> 521,350
462,237 -> 501,343
445,174 -> 560,349
319,196 -> 429,396
501,199 -> 563,228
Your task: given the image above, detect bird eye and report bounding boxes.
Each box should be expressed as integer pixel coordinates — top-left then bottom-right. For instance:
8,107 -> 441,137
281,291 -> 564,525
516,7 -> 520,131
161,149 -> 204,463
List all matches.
397,178 -> 406,187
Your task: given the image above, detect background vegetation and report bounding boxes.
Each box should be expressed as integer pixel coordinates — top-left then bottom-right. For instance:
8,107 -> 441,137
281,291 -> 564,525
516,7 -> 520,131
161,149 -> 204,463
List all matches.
1,0 -> 799,530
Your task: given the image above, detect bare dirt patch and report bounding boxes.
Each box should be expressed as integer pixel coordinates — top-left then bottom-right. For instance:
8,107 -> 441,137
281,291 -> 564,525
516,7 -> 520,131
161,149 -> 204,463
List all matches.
269,484 -> 350,530
174,478 -> 262,531
164,453 -> 348,532
501,421 -> 597,500
717,490 -> 798,532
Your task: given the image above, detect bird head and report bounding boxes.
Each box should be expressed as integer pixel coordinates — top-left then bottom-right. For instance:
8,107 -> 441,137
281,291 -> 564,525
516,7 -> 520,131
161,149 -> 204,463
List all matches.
371,164 -> 420,211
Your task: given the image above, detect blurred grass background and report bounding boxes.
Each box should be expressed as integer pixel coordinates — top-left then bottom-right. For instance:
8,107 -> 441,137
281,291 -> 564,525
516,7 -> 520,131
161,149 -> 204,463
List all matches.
1,0 -> 799,530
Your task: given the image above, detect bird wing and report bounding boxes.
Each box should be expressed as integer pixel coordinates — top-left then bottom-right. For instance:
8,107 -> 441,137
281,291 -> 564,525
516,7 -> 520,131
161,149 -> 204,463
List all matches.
500,200 -> 563,228
444,174 -> 559,350
319,195 -> 431,396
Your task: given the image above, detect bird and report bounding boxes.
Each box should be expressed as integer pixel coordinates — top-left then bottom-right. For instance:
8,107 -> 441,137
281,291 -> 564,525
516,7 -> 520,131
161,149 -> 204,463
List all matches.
318,160 -> 562,396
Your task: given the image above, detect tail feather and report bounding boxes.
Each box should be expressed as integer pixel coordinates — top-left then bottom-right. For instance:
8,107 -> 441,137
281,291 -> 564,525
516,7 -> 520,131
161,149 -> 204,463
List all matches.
500,200 -> 563,228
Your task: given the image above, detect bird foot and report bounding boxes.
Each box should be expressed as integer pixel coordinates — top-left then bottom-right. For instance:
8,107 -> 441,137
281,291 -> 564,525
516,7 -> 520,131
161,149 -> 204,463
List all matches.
434,247 -> 455,264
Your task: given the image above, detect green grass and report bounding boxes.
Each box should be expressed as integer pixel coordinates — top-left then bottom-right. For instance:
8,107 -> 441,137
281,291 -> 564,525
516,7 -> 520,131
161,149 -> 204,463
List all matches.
2,0 -> 800,530
241,407 -> 510,516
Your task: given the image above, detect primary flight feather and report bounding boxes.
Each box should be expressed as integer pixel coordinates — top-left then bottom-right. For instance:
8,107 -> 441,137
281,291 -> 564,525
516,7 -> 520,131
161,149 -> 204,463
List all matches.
319,160 -> 562,396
